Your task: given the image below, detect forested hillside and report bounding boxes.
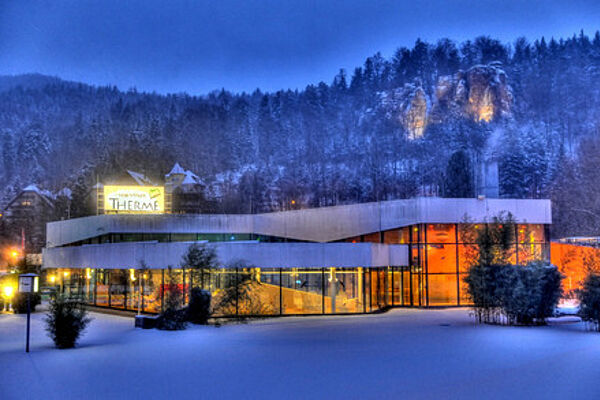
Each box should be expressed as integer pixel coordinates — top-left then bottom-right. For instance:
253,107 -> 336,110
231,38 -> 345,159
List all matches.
1,32 -> 600,237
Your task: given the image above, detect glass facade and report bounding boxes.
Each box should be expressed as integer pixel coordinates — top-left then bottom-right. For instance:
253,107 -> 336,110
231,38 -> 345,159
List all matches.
44,223 -> 549,314
378,222 -> 549,307
45,266 -> 414,316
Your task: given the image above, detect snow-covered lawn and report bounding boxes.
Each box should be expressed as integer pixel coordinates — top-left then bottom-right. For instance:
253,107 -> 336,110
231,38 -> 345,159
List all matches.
1,308 -> 599,399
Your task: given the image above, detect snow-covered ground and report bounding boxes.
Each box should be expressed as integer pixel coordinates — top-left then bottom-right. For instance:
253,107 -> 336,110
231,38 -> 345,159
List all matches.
1,308 -> 599,400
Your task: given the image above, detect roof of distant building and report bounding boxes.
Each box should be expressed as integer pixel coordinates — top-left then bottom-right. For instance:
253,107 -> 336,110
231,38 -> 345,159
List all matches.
166,162 -> 186,176
126,170 -> 156,186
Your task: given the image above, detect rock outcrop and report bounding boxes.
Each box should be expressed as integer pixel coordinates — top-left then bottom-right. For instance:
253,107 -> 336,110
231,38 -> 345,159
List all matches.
377,63 -> 513,139
379,80 -> 430,140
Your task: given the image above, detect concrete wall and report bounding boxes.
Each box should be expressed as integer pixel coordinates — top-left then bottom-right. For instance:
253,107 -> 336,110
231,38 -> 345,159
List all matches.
46,197 -> 552,247
42,242 -> 409,270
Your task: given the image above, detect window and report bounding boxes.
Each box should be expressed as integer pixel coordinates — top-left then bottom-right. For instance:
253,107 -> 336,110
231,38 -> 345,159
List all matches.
428,274 -> 458,306
427,244 -> 457,273
281,269 -> 324,314
518,224 -> 545,243
427,224 -> 456,243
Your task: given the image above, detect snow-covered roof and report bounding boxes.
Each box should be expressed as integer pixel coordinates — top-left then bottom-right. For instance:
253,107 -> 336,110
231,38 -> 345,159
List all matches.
181,174 -> 197,185
57,187 -> 72,199
166,162 -> 186,176
5,184 -> 55,209
126,170 -> 156,186
23,184 -> 41,193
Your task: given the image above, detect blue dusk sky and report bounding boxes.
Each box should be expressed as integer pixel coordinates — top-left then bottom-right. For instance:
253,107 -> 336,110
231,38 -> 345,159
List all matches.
0,0 -> 599,94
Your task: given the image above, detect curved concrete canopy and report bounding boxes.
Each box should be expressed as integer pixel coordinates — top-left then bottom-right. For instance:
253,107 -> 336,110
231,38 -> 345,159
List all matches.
46,197 -> 551,247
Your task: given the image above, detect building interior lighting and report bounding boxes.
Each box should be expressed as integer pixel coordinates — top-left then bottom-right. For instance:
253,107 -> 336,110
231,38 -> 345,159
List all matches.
3,285 -> 14,298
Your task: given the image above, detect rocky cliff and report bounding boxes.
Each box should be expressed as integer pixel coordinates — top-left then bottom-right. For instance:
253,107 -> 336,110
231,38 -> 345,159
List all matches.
379,62 -> 513,139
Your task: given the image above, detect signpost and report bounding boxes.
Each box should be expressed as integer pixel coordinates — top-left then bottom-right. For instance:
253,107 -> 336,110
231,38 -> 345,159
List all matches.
18,273 -> 39,353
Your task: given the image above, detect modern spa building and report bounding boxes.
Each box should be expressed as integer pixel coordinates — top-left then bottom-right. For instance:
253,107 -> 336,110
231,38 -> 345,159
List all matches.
42,197 -> 551,316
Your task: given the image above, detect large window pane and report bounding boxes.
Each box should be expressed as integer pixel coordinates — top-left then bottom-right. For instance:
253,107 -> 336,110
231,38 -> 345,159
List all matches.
281,269 -> 323,314
384,229 -> 409,244
325,268 -> 364,313
392,269 -> 402,305
142,270 -> 163,313
237,268 -> 280,316
109,270 -> 127,309
411,226 -> 423,243
427,244 -> 457,273
209,269 -> 238,316
518,224 -> 545,243
126,269 -> 141,311
428,274 -> 458,306
95,269 -> 109,307
363,232 -> 380,243
402,270 -> 411,305
427,224 -> 456,243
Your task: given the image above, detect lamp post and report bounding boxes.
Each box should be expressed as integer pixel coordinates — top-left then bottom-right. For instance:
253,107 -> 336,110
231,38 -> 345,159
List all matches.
18,273 -> 39,353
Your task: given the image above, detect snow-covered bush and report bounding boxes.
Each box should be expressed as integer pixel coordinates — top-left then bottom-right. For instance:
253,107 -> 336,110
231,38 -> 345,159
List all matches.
579,273 -> 600,331
501,262 -> 563,325
186,288 -> 211,324
44,294 -> 91,349
12,292 -> 41,314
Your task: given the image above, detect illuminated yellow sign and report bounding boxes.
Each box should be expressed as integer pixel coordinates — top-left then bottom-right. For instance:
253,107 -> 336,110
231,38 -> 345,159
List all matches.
103,186 -> 165,214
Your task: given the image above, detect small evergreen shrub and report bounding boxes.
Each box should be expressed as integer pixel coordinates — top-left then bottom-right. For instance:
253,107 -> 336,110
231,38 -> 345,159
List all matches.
579,273 -> 600,331
12,292 -> 42,314
186,288 -> 211,324
465,262 -> 563,325
45,294 -> 91,349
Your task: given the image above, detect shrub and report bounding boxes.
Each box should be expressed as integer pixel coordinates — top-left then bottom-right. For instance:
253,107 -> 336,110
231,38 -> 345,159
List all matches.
465,262 -> 563,325
45,294 -> 92,349
156,267 -> 187,330
12,293 -> 42,314
186,288 -> 211,324
579,273 -> 600,331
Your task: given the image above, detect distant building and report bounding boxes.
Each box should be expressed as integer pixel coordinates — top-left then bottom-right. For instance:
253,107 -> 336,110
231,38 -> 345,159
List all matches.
166,163 -> 213,214
91,163 -> 213,215
2,184 -> 56,253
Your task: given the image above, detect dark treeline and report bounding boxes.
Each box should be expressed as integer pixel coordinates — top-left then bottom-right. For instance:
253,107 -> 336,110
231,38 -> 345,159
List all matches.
1,32 -> 600,237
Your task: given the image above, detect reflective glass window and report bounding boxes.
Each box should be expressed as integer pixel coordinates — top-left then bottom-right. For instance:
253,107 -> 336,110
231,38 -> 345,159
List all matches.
281,269 -> 324,314
428,274 -> 458,306
427,224 -> 456,243
427,244 -> 457,273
